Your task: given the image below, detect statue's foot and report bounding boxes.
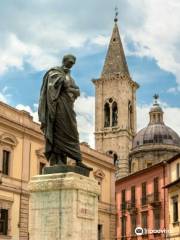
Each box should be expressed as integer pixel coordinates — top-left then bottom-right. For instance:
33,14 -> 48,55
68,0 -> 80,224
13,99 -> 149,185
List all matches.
76,161 -> 93,171
49,154 -> 57,166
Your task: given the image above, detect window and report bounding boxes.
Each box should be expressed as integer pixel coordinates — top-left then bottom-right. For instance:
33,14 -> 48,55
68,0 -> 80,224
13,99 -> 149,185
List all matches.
131,162 -> 137,173
177,163 -> 180,179
106,151 -> 118,166
128,101 -> 133,131
147,162 -> 152,168
93,169 -> 105,202
121,190 -> 126,211
121,216 -> 126,238
131,214 -> 137,235
153,209 -> 160,229
131,186 -> 136,207
104,99 -> 118,128
104,103 -> 110,127
98,224 -> 103,240
112,102 -> 118,126
141,212 -> 148,229
141,182 -> 147,206
2,150 -> 10,175
0,209 -> 8,235
172,196 -> 179,223
113,153 -> 118,165
39,162 -> 46,175
97,180 -> 102,201
153,177 -> 159,201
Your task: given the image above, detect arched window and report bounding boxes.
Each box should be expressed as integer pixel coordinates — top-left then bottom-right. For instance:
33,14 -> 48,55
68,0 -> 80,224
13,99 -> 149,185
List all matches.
131,161 -> 138,173
106,150 -> 118,166
128,101 -> 133,130
113,153 -> 118,165
104,102 -> 110,127
112,102 -> 118,127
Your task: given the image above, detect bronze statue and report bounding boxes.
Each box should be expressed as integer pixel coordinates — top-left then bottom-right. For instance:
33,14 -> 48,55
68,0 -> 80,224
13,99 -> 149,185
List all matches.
38,54 -> 87,169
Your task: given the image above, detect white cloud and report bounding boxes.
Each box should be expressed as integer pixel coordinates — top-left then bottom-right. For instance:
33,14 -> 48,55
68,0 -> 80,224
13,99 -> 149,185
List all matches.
0,86 -> 12,103
137,104 -> 149,131
137,103 -> 180,135
91,35 -> 109,46
75,94 -> 95,147
124,0 -> 180,89
167,87 -> 178,94
0,34 -> 28,74
0,93 -> 8,103
16,104 -> 39,123
0,0 -> 180,91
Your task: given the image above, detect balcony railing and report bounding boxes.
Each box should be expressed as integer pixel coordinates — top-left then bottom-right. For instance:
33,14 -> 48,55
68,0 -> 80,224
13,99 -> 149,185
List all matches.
121,202 -> 126,211
147,192 -> 161,206
126,200 -> 136,210
141,196 -> 148,206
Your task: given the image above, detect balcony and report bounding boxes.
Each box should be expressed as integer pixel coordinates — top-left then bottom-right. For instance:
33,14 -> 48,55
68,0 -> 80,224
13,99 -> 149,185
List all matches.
121,202 -> 126,212
147,192 -> 161,207
126,201 -> 137,214
141,196 -> 148,206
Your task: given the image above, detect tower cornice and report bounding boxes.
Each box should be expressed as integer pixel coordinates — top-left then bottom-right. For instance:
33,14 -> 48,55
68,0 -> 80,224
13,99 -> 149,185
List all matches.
92,74 -> 139,89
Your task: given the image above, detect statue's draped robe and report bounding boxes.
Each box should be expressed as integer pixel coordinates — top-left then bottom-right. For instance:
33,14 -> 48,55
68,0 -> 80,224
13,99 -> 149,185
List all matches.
38,67 -> 81,161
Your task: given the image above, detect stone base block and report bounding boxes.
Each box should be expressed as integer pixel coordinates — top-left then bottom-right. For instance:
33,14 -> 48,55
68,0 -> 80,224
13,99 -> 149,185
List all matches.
29,172 -> 100,240
43,164 -> 92,177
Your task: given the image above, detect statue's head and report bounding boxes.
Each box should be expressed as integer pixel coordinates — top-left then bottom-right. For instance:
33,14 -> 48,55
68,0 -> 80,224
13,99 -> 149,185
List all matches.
62,54 -> 76,69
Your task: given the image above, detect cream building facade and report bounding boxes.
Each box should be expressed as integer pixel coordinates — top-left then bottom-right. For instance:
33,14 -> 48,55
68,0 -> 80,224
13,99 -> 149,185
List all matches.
0,101 -> 46,240
165,153 -> 180,240
0,101 -> 115,240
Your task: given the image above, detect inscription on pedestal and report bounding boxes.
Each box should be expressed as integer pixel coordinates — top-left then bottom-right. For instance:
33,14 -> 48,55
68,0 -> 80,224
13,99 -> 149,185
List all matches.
77,190 -> 95,219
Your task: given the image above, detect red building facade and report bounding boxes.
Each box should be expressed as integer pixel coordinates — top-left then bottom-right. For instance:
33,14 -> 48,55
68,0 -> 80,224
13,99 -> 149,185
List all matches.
116,162 -> 169,240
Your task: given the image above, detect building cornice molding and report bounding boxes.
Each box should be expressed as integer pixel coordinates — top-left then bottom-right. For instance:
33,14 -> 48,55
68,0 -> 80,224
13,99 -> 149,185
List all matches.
164,177 -> 180,188
95,128 -> 134,138
130,144 -> 180,156
82,153 -> 115,171
0,116 -> 44,142
80,144 -> 115,168
116,161 -> 166,184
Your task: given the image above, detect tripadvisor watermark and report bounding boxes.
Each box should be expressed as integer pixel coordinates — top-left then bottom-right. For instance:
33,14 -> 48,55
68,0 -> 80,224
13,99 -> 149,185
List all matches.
135,227 -> 171,236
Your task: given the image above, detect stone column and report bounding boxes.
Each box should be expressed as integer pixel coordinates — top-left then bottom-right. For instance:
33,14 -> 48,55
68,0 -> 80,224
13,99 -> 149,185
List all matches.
29,172 -> 100,240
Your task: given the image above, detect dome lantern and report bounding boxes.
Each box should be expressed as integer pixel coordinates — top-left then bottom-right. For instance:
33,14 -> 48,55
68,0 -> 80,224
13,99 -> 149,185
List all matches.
149,94 -> 164,125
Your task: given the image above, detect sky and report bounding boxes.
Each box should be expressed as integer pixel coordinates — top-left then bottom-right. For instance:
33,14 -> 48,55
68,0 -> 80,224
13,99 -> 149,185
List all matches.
0,0 -> 180,147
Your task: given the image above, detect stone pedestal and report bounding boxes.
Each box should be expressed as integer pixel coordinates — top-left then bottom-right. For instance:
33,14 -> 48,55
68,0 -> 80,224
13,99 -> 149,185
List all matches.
29,172 -> 100,240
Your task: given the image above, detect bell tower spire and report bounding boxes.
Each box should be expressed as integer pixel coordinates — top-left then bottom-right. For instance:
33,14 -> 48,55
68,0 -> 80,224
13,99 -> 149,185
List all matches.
93,14 -> 139,179
101,8 -> 129,78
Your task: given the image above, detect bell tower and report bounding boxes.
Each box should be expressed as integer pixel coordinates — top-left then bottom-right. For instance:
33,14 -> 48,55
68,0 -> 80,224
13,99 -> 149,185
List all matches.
93,14 -> 139,179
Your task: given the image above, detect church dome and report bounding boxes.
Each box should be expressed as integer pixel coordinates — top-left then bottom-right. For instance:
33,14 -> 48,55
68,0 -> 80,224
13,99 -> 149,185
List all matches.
133,124 -> 180,148
133,95 -> 180,149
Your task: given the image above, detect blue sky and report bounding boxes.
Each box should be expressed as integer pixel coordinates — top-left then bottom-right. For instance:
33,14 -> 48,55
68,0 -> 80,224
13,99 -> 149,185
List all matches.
0,0 -> 180,145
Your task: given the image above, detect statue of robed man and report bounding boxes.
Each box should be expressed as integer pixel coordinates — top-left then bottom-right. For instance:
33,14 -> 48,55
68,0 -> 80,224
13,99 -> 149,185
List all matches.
38,54 -> 86,168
